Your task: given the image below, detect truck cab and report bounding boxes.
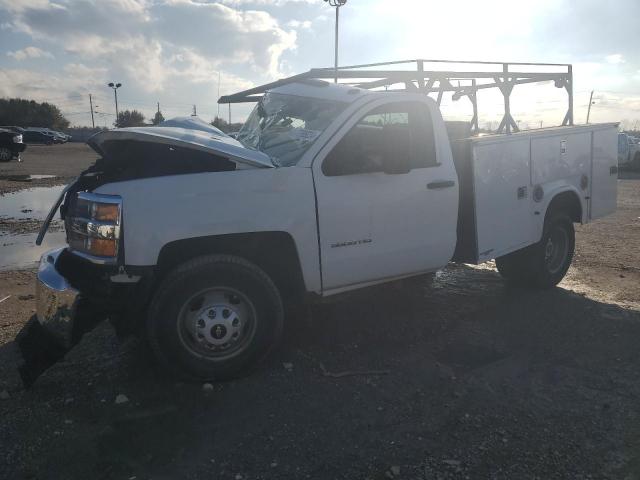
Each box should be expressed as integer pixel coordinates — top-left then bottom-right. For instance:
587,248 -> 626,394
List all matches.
34,78 -> 618,381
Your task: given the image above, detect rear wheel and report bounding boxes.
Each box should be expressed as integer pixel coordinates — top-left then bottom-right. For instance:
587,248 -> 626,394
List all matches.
0,147 -> 12,161
147,254 -> 284,381
496,213 -> 575,289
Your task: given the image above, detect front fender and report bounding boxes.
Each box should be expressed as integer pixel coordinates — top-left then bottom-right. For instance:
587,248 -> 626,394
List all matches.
93,167 -> 322,293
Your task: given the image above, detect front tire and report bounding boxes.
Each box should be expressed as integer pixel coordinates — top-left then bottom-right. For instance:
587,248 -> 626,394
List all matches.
496,213 -> 575,289
147,255 -> 284,381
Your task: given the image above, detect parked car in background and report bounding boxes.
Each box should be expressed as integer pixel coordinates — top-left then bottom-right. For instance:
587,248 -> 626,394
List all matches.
0,126 -> 25,134
44,129 -> 70,143
630,137 -> 640,170
618,133 -> 640,170
0,126 -> 71,143
0,128 -> 26,161
31,128 -> 67,143
23,129 -> 55,145
618,133 -> 630,165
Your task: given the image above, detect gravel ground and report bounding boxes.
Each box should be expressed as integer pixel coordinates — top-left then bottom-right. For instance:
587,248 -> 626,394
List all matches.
0,148 -> 639,479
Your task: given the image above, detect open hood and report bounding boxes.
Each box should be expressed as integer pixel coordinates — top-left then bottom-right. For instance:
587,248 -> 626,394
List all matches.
157,116 -> 226,135
87,126 -> 274,169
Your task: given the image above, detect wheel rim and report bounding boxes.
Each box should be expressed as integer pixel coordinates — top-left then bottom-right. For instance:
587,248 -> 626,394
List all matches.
177,287 -> 257,360
544,226 -> 569,275
0,148 -> 11,160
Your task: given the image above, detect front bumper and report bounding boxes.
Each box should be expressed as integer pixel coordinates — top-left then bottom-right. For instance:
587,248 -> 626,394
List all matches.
36,248 -> 80,349
13,143 -> 27,154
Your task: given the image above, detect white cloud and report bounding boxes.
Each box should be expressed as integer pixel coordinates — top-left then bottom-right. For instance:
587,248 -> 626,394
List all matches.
7,46 -> 53,60
0,0 -> 55,13
2,0 -> 298,79
151,1 -> 297,77
287,19 -> 312,29
0,63 -> 105,100
605,54 -> 625,65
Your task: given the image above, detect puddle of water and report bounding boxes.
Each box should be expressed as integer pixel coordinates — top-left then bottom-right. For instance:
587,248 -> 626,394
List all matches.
0,184 -> 68,270
0,231 -> 66,270
0,174 -> 57,182
0,185 -> 66,220
29,174 -> 57,180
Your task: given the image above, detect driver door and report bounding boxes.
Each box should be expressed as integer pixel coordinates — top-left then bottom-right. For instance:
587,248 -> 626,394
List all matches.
312,98 -> 459,292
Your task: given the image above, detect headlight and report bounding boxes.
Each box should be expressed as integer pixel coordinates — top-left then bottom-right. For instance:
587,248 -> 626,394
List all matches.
13,134 -> 22,143
66,192 -> 122,262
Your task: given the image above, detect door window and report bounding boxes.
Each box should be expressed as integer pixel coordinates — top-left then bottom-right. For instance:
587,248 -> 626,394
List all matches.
322,101 -> 437,176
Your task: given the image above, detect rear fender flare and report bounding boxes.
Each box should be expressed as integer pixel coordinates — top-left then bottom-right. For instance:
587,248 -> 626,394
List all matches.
534,185 -> 584,242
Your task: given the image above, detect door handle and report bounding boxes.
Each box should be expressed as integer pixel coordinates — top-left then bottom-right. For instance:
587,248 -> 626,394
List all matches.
427,180 -> 456,189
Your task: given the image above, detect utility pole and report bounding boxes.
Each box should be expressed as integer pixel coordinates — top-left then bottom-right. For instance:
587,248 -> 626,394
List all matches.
586,90 -> 594,124
192,104 -> 197,116
157,102 -> 160,114
89,94 -> 95,128
324,0 -> 347,83
228,103 -> 231,125
217,71 -> 221,120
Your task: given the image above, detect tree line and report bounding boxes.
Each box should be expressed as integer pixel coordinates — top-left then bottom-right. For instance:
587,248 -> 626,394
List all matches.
1,98 -> 244,133
0,98 -> 69,130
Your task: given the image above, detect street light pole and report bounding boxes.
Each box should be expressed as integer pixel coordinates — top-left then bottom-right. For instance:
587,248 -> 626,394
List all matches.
324,0 -> 347,83
107,82 -> 122,126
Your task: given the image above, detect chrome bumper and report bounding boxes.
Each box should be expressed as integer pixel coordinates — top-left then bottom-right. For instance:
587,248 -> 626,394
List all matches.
36,248 -> 79,349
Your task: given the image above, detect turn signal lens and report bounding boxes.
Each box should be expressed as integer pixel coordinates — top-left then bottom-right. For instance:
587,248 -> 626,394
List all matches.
91,203 -> 120,222
86,238 -> 117,257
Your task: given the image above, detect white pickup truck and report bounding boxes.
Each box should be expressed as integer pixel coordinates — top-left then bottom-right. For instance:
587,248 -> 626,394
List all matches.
33,80 -> 618,380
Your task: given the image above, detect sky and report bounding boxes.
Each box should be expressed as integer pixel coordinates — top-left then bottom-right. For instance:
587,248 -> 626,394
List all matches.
0,0 -> 639,129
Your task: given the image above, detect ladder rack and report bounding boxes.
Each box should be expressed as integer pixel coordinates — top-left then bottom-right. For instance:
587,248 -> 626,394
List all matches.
218,59 -> 574,134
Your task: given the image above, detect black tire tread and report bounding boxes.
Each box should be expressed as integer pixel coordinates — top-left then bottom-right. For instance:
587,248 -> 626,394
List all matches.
496,213 -> 574,289
147,254 -> 284,381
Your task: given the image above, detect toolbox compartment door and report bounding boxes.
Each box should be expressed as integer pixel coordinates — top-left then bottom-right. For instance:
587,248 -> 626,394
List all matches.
472,137 -> 534,262
590,127 -> 618,220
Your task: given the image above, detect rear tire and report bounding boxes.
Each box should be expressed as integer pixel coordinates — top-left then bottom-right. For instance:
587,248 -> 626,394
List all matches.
496,213 -> 575,289
147,254 -> 284,381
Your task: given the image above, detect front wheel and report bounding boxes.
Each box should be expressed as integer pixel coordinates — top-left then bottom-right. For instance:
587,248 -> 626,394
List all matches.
147,255 -> 284,381
496,213 -> 575,289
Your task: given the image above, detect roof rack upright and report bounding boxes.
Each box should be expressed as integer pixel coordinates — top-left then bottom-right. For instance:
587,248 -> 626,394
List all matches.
218,59 -> 573,134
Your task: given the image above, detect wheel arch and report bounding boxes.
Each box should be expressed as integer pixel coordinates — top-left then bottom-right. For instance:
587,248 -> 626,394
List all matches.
543,188 -> 583,224
155,231 -> 308,304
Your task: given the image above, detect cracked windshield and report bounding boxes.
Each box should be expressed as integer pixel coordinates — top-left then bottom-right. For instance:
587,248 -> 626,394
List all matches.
237,92 -> 346,166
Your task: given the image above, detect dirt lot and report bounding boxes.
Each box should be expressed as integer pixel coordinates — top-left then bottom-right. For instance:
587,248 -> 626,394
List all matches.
0,143 -> 97,195
1,147 -> 640,479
